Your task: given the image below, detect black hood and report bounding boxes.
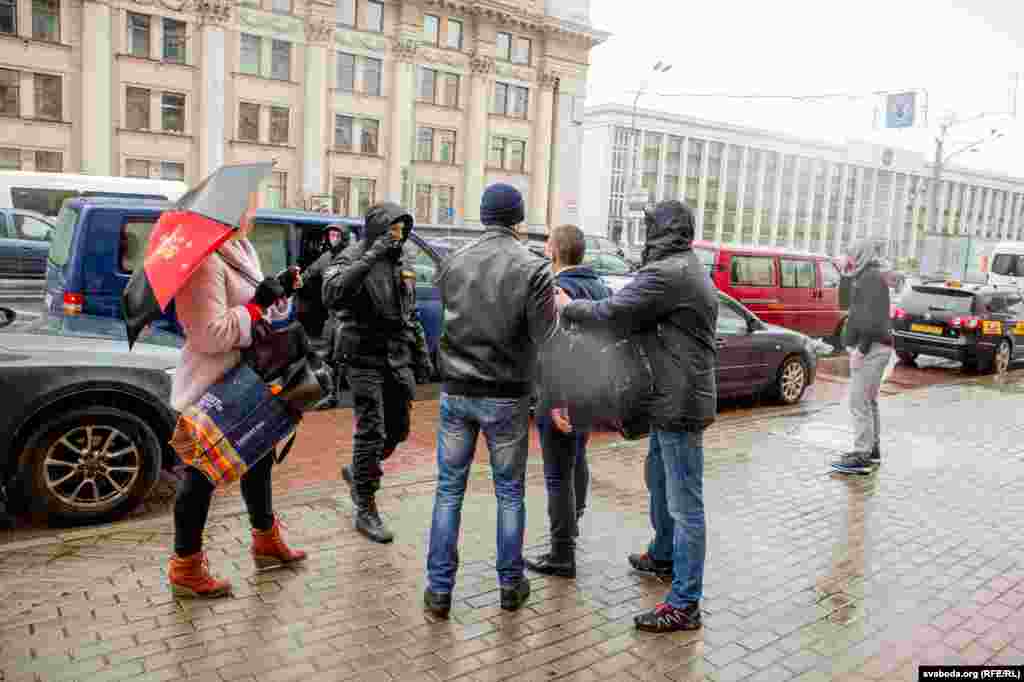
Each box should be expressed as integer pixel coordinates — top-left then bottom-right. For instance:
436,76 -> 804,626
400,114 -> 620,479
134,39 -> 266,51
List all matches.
363,202 -> 414,247
641,200 -> 695,265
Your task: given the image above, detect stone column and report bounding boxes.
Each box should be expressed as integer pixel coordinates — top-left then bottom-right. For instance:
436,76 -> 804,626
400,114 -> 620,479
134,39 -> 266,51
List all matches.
81,0 -> 113,175
386,36 -> 417,205
528,70 -> 557,231
303,17 -> 332,199
462,52 -> 493,226
196,0 -> 232,178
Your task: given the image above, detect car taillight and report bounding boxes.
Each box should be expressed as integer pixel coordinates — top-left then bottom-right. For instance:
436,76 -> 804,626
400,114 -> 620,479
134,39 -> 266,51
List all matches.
891,307 -> 907,320
950,315 -> 979,330
63,292 -> 84,315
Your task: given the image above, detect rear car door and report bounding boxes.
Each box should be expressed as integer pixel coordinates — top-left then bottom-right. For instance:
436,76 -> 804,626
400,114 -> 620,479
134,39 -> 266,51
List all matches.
725,253 -> 782,327
11,212 -> 53,279
715,300 -> 756,396
0,212 -> 18,279
817,259 -> 843,339
779,257 -> 818,335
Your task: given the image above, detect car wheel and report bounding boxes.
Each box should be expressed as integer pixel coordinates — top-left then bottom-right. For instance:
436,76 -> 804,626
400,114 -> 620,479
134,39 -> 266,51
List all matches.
21,407 -> 162,525
896,351 -> 917,366
776,356 -> 808,405
992,339 -> 1012,376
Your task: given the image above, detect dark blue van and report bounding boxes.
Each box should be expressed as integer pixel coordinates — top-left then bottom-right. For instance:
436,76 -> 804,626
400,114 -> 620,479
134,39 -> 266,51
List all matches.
45,200 -> 445,360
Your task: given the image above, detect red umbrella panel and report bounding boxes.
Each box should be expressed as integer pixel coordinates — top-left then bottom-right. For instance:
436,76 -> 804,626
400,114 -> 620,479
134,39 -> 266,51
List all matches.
144,210 -> 236,311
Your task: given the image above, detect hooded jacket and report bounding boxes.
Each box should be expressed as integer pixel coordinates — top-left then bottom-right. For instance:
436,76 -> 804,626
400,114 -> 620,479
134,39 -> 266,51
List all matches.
841,240 -> 892,354
297,226 -> 350,339
322,203 -> 419,369
561,201 -> 718,432
437,226 -> 559,397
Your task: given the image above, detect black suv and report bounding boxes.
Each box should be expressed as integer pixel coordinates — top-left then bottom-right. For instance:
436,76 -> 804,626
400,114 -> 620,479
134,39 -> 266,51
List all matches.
892,281 -> 1024,375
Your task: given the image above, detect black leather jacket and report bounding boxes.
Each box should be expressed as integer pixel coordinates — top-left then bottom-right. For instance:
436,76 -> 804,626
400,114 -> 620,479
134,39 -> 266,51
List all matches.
321,203 -> 428,372
562,201 -> 718,432
437,227 -> 558,397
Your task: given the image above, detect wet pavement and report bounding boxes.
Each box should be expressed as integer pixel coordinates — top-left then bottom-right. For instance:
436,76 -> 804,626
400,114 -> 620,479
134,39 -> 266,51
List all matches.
2,369 -> 1024,680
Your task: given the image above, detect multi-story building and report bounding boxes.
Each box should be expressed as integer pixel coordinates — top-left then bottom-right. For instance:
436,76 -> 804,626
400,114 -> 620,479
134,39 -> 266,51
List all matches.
0,0 -> 607,228
582,104 -> 1024,269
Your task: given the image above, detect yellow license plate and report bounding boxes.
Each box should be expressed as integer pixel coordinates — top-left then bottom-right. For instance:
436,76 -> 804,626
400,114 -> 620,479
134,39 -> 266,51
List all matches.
911,323 -> 944,335
982,320 -> 1002,335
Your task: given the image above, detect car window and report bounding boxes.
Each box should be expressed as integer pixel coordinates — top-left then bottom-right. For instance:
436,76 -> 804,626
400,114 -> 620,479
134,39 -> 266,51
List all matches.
694,247 -> 717,270
49,205 -> 79,267
991,253 -> 1018,276
403,240 -> 437,284
903,287 -> 976,315
0,213 -> 7,238
120,218 -> 157,273
730,255 -> 775,286
780,259 -> 816,288
13,214 -> 52,241
11,187 -> 80,218
717,303 -> 748,336
821,261 -> 841,288
250,221 -> 290,276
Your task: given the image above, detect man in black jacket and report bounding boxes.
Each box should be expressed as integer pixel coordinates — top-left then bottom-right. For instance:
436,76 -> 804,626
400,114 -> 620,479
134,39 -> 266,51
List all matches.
832,240 -> 892,475
555,200 -> 717,634
423,183 -> 558,618
299,224 -> 350,410
322,203 -> 432,543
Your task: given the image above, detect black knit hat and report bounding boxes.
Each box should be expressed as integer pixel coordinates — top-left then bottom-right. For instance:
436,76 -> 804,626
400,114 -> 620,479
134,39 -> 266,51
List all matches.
480,183 -> 525,227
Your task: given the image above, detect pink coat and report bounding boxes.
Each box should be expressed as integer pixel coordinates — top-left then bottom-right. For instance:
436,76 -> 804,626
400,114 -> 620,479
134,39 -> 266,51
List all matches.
170,239 -> 263,412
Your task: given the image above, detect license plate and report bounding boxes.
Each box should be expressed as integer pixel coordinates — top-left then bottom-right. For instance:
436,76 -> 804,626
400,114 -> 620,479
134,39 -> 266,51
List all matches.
911,323 -> 944,335
982,320 -> 1002,335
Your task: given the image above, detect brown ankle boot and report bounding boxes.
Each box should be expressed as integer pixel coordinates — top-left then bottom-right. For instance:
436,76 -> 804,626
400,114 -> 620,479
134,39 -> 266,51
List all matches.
251,517 -> 308,569
168,552 -> 232,599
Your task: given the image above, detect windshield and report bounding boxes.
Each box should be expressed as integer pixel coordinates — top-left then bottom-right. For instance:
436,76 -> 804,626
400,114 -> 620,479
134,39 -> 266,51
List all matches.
48,204 -> 80,267
902,287 -> 976,316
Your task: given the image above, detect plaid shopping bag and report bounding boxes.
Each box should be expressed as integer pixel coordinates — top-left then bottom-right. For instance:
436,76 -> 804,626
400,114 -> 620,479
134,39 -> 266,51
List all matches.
170,364 -> 298,486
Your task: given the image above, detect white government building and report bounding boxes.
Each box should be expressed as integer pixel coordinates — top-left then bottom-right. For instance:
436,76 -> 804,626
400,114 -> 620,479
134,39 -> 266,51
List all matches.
581,104 -> 1024,270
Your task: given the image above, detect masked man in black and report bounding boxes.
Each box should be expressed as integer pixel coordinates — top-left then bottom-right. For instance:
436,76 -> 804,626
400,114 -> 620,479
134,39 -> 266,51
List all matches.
322,203 -> 433,543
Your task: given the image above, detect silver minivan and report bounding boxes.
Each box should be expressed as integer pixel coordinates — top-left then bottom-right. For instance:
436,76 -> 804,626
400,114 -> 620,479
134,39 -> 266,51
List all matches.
988,241 -> 1024,289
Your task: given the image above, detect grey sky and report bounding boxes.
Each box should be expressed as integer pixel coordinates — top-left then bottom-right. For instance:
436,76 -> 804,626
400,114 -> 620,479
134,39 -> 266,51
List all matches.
586,0 -> 1024,177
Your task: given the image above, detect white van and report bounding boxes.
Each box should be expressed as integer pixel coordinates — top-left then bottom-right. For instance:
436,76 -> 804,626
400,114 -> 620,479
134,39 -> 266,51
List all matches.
988,241 -> 1024,289
0,171 -> 187,218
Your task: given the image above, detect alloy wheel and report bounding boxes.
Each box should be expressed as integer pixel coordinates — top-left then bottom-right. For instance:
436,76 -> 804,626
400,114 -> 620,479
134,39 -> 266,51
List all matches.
994,340 -> 1011,376
780,358 -> 807,404
42,424 -> 142,510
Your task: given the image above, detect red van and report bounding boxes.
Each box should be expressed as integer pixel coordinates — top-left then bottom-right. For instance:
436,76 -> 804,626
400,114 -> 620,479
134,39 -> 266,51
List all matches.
692,240 -> 846,340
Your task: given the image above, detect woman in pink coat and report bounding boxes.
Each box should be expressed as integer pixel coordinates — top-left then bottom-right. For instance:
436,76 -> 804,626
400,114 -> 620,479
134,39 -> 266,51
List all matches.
168,193 -> 307,598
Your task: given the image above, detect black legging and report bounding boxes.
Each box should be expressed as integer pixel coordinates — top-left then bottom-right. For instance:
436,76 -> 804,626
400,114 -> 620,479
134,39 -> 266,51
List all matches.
173,452 -> 275,556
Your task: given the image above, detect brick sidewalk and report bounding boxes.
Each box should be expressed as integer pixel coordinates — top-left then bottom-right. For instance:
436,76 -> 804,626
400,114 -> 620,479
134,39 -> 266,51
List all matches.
2,376 -> 1024,681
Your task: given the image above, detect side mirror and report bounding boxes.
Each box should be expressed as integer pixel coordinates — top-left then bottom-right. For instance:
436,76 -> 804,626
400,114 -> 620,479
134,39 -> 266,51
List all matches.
0,307 -> 15,329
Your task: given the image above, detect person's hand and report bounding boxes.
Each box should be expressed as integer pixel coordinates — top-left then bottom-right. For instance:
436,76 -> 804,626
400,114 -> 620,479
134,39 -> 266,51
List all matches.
551,408 -> 572,434
252,276 -> 287,309
415,354 -> 435,384
276,266 -> 301,296
366,235 -> 400,261
554,286 -> 572,310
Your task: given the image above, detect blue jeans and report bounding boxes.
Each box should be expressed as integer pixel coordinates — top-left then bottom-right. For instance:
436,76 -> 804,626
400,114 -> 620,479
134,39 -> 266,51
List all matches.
645,430 -> 706,608
426,393 -> 530,594
536,417 -> 589,552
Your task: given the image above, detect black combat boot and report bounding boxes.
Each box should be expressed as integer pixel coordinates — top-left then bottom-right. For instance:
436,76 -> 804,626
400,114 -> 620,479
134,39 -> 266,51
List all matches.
342,465 -> 394,544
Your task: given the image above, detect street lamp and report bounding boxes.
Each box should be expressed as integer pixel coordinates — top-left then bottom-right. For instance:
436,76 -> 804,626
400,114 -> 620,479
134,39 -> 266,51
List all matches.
621,61 -> 672,245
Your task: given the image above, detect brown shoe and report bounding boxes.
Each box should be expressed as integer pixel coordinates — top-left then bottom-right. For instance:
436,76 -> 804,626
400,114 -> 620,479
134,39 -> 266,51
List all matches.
251,516 -> 308,569
168,552 -> 232,599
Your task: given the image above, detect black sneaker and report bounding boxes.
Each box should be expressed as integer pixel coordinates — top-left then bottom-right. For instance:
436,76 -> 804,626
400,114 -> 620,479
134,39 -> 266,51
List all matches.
500,577 -> 531,612
830,451 -> 873,475
635,602 -> 702,633
423,589 -> 452,619
629,552 -> 673,578
525,553 -> 576,578
870,444 -> 881,467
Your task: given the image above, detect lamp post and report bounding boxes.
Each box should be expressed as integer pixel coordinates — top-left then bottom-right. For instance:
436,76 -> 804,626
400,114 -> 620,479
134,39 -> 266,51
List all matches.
620,61 -> 672,246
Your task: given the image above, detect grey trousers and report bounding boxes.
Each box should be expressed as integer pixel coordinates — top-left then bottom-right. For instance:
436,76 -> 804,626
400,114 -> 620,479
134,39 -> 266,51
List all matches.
849,343 -> 892,453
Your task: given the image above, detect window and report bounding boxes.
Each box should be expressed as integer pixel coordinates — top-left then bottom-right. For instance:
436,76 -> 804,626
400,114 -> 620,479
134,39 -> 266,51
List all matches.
336,0 -> 354,26
416,127 -> 455,163
362,57 -> 381,96
496,32 -> 511,61
13,213 -> 52,241
991,253 -> 1018,276
821,261 -> 841,288
250,220 -> 288,273
729,255 -> 775,286
512,37 -> 530,65
32,0 -> 58,41
423,14 -> 438,45
494,82 -> 527,118
271,0 -> 290,14
415,184 -> 431,222
126,159 -> 151,178
0,69 -> 19,116
437,185 -> 453,225
508,139 -> 525,172
489,136 -> 505,168
266,171 -> 286,208
161,92 -> 184,132
438,130 -> 455,164
160,161 -> 183,181
360,119 -> 378,154
334,114 -> 353,150
366,0 -> 382,31
447,19 -> 462,49
416,126 -> 432,161
337,52 -> 355,91
271,40 -> 291,80
0,0 -> 15,35
126,87 -> 150,129
13,187 -> 77,217
717,304 -> 749,336
240,33 -> 262,75
127,13 -> 151,58
780,259 -> 816,288
489,136 -> 525,172
442,73 -> 459,107
238,102 -> 259,141
418,67 -> 436,102
356,178 -> 374,215
34,150 -> 61,172
332,176 -> 350,214
162,19 -> 186,63
269,106 -> 289,144
120,218 -> 157,272
34,73 -> 61,121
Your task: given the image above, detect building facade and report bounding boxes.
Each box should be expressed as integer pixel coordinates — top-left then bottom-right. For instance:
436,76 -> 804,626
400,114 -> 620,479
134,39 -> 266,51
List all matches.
582,105 -> 1024,269
0,0 -> 606,228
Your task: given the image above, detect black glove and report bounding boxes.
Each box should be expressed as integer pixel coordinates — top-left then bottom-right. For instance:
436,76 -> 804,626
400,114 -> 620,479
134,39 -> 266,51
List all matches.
415,355 -> 434,384
366,235 -> 401,262
252,276 -> 286,309
276,266 -> 300,297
